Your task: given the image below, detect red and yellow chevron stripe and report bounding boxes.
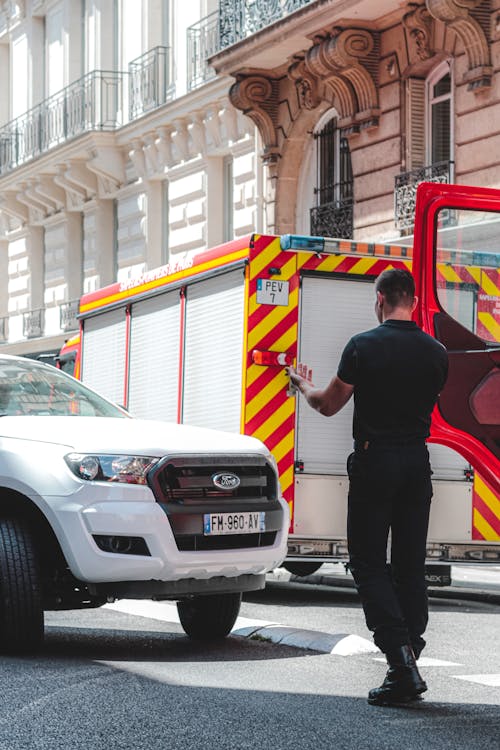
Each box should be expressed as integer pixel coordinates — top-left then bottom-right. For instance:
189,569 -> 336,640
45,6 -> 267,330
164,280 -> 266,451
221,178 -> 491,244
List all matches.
473,474 -> 500,540
242,236 -> 298,526
436,263 -> 500,343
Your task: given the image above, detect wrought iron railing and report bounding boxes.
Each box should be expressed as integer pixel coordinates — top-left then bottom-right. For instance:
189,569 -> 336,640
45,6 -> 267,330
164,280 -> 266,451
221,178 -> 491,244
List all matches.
218,0 -> 314,48
187,12 -> 219,91
0,70 -> 124,176
310,199 -> 354,239
23,308 -> 45,339
59,299 -> 80,332
129,47 -> 174,120
395,161 -> 453,230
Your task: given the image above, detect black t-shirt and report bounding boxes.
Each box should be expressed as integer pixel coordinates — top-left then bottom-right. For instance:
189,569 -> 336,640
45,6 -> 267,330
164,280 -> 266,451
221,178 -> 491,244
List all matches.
337,319 -> 448,442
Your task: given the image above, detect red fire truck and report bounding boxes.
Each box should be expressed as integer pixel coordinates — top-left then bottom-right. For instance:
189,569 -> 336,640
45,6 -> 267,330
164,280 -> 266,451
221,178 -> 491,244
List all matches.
64,182 -> 500,578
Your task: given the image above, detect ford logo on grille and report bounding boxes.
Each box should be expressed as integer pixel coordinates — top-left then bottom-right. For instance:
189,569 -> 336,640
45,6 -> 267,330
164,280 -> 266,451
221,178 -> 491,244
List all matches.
212,472 -> 241,491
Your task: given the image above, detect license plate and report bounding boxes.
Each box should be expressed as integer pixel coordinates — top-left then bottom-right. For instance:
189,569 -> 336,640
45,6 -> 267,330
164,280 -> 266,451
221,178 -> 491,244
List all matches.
203,511 -> 265,536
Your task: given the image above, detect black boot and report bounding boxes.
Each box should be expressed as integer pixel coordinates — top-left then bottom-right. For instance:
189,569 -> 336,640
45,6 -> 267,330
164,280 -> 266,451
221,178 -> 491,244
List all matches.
368,645 -> 427,706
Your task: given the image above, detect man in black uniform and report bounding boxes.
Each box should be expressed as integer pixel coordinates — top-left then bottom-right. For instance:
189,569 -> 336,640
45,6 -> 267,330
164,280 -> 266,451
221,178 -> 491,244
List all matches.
286,268 -> 448,706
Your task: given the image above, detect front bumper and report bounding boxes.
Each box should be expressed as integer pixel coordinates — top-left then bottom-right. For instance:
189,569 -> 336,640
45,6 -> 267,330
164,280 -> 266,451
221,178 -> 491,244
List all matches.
49,481 -> 289,585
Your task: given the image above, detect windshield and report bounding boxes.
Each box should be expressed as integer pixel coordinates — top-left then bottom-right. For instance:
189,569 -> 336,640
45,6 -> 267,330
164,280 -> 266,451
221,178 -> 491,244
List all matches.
0,358 -> 128,418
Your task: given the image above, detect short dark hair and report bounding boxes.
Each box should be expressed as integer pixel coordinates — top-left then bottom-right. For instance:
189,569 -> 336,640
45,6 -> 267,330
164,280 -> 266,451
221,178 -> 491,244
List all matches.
375,268 -> 415,308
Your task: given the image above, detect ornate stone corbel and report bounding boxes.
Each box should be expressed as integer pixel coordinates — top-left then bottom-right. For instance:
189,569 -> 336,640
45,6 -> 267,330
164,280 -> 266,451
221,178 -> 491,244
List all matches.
288,56 -> 322,110
303,28 -> 380,131
128,139 -> 147,179
87,147 -> 125,197
155,127 -> 175,169
54,166 -> 87,210
204,105 -> 224,149
171,119 -> 191,162
219,103 -> 240,144
63,161 -> 98,198
403,3 -> 434,62
143,135 -> 160,177
16,186 -> 46,224
188,114 -> 207,157
0,191 -> 29,223
229,74 -> 279,159
33,177 -> 66,212
426,0 -> 492,91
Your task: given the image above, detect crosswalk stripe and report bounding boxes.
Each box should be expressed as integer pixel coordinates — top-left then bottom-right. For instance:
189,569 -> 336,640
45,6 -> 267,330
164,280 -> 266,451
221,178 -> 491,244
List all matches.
453,674 -> 500,686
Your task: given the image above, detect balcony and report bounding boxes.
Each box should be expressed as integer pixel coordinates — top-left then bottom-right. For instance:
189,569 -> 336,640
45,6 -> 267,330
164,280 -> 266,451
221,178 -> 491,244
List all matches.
129,47 -> 175,120
0,71 -> 124,176
188,0 -> 314,87
310,198 -> 353,239
187,12 -> 219,91
23,308 -> 45,339
395,161 -> 453,230
59,299 -> 80,333
218,0 -> 314,48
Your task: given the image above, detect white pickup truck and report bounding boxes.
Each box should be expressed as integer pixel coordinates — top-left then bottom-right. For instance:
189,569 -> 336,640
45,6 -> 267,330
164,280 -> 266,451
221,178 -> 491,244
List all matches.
0,354 -> 288,652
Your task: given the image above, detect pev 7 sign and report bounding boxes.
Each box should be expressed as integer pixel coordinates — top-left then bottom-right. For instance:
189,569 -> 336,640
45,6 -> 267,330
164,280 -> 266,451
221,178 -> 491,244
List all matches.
413,182 -> 500,497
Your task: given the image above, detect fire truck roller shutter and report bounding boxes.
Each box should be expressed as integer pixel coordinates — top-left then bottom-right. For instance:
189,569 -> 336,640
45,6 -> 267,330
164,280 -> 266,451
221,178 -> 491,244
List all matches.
297,276 -> 377,475
128,290 -> 181,421
296,275 -> 469,480
182,269 -> 245,433
81,308 -> 127,406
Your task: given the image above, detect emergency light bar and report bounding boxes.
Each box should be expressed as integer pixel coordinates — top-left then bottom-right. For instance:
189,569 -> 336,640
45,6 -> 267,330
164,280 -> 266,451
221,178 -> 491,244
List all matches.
280,234 -> 343,254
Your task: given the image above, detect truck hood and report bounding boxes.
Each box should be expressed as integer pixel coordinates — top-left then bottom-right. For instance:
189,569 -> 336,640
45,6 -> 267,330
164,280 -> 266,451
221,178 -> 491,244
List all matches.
0,416 -> 269,457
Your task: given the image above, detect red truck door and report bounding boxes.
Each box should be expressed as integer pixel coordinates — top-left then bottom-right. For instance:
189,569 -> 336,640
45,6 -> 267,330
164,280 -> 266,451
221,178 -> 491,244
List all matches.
412,182 -> 500,496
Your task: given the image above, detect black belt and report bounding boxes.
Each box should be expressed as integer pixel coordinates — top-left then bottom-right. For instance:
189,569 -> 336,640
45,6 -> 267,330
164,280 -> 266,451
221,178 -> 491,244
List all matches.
354,437 -> 426,451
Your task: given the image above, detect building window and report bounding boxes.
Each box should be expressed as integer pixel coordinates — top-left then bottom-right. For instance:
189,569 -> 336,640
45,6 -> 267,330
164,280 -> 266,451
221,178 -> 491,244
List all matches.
395,62 -> 454,231
427,63 -> 452,167
310,117 -> 353,239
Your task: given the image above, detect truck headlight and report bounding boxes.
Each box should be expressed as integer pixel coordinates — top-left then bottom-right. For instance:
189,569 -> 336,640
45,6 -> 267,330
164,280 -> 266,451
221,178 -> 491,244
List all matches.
65,453 -> 159,484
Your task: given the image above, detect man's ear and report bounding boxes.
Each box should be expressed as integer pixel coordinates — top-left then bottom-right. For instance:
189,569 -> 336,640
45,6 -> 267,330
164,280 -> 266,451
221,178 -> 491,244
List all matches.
411,295 -> 418,313
376,291 -> 384,307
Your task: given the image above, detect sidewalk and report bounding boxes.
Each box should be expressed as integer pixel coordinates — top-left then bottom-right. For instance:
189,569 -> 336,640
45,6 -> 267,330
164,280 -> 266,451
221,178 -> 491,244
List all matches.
268,563 -> 500,604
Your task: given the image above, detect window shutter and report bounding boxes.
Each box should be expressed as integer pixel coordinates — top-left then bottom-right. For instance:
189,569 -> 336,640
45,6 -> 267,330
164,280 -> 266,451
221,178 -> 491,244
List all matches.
406,78 -> 425,169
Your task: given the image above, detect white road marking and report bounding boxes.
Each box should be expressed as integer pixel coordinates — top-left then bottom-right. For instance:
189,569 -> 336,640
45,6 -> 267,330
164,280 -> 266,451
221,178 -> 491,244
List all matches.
104,599 -> 276,630
104,600 -> 378,654
373,656 -> 462,667
453,674 -> 500,687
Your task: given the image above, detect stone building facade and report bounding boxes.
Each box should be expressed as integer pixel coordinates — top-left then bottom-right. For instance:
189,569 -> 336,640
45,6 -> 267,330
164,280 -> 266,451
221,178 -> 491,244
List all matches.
0,0 -> 264,357
0,0 -> 499,358
211,0 -> 500,241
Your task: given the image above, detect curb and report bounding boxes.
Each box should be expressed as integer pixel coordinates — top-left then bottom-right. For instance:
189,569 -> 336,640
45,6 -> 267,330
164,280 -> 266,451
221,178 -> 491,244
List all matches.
266,569 -> 500,605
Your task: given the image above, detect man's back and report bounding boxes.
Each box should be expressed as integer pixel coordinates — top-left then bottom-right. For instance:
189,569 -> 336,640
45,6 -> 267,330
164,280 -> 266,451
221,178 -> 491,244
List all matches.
338,319 -> 448,443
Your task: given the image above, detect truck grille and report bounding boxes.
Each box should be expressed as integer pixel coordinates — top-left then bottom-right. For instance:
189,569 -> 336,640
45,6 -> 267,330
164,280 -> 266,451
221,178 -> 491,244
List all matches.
147,454 -> 282,551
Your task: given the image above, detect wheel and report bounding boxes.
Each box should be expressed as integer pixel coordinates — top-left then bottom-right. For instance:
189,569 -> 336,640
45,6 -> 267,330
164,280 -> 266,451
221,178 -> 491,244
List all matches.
177,592 -> 242,640
283,561 -> 322,577
0,518 -> 44,653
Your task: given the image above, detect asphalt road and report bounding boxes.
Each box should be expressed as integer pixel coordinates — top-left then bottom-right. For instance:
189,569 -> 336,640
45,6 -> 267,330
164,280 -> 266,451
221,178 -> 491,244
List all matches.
0,576 -> 498,750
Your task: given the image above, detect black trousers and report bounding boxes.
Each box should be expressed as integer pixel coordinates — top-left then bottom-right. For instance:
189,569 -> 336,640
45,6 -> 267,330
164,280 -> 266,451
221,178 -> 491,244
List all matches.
347,441 -> 433,656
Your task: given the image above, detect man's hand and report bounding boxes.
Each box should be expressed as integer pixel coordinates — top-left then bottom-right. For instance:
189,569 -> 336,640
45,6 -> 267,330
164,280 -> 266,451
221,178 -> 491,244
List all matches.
285,365 -> 354,416
285,365 -> 305,391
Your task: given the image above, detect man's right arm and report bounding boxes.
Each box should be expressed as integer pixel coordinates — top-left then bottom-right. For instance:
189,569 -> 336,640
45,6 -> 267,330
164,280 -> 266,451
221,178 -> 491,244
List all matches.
286,369 -> 354,416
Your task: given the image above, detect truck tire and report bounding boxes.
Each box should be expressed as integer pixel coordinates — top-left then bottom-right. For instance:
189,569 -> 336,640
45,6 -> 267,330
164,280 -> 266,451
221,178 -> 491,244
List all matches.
177,592 -> 242,640
284,561 -> 322,577
0,518 -> 44,653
